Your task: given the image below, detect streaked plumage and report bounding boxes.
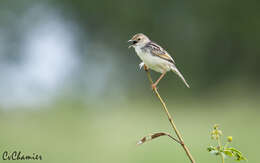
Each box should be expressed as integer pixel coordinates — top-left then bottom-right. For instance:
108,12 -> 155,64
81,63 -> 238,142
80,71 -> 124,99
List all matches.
128,33 -> 190,88
145,41 -> 175,64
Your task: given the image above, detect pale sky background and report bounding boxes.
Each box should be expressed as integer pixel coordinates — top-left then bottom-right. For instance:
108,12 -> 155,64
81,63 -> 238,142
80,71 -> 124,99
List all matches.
0,3 -> 123,109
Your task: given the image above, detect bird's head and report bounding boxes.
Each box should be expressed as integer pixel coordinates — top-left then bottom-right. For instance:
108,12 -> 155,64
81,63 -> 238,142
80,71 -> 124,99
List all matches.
128,33 -> 150,49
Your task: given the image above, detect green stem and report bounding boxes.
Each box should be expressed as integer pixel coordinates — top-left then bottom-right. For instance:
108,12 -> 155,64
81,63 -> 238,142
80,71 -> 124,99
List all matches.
221,153 -> 225,163
217,138 -> 224,163
217,138 -> 221,148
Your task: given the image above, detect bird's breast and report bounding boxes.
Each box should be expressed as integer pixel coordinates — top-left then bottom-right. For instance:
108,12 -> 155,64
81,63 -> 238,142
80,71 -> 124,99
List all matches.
134,47 -> 172,73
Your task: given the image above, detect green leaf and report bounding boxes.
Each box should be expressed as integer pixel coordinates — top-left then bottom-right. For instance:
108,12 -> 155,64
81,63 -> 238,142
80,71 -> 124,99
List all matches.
235,153 -> 247,161
223,150 -> 234,157
225,147 -> 247,161
227,147 -> 242,155
207,146 -> 215,152
210,150 -> 220,155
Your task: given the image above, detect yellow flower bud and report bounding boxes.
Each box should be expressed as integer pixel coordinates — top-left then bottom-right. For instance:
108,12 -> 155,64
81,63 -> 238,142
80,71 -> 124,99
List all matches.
227,136 -> 232,142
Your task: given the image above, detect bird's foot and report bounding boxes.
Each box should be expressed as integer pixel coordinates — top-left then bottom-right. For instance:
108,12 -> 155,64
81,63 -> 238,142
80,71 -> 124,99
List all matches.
144,64 -> 149,71
151,83 -> 157,90
139,62 -> 144,70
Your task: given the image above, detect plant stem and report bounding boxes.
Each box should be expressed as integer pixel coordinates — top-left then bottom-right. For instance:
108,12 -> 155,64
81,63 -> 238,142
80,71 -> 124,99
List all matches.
217,138 -> 224,163
217,138 -> 221,148
145,69 -> 196,163
221,153 -> 225,163
167,134 -> 182,145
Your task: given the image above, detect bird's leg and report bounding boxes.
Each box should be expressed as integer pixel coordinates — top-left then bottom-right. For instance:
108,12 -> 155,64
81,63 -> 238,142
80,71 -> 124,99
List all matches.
151,72 -> 166,90
144,64 -> 149,71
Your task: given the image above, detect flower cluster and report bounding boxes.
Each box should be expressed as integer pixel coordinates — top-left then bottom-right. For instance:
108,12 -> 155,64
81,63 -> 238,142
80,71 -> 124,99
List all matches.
207,124 -> 247,162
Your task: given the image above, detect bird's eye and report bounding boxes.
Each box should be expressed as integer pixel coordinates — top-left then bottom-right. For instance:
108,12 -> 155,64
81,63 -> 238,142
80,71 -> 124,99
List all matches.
137,38 -> 141,41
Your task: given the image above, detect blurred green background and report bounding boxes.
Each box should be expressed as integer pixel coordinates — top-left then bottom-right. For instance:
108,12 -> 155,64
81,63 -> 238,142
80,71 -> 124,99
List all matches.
0,0 -> 259,163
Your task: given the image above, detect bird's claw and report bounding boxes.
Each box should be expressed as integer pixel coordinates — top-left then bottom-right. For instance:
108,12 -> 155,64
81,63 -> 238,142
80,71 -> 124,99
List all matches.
151,83 -> 157,90
144,64 -> 149,71
139,62 -> 149,71
139,62 -> 144,70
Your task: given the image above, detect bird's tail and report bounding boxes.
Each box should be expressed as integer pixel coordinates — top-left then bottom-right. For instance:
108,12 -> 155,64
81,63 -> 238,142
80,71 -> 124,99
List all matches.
171,66 -> 190,88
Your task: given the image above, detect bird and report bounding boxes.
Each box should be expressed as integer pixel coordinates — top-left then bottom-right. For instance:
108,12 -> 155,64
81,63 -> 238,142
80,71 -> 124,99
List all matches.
128,33 -> 190,89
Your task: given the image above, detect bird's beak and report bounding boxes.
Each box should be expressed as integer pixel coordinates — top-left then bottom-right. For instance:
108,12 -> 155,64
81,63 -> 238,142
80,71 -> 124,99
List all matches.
128,39 -> 133,48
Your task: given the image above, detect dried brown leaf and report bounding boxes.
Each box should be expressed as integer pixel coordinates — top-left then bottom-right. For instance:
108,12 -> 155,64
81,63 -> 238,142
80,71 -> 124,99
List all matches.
137,132 -> 180,145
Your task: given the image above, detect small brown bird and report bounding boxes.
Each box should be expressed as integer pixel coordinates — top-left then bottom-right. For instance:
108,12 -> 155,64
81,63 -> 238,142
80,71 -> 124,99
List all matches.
128,33 -> 190,89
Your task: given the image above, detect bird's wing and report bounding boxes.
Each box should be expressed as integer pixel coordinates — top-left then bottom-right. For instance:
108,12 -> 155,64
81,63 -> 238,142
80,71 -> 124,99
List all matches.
147,42 -> 175,64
